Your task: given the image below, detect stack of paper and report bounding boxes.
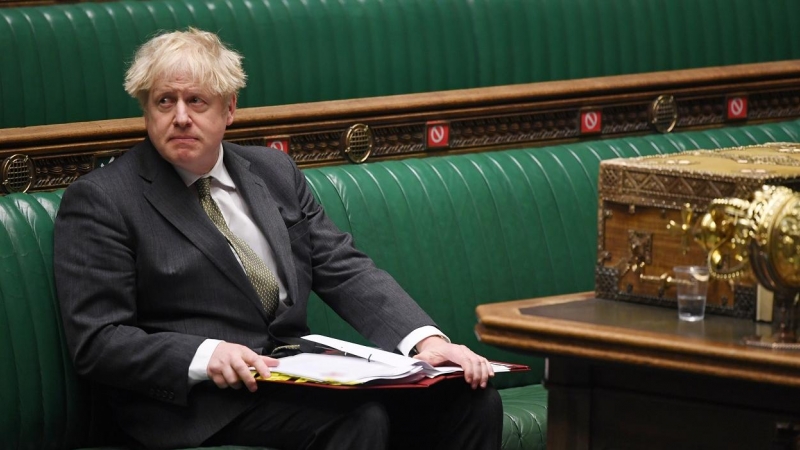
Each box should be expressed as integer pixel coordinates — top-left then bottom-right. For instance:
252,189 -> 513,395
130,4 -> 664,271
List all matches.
266,335 -> 511,386
271,353 -> 425,385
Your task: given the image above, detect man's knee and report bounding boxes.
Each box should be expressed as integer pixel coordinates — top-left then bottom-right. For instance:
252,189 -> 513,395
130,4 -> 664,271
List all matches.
354,401 -> 391,435
312,401 -> 390,450
477,384 -> 503,417
454,383 -> 502,421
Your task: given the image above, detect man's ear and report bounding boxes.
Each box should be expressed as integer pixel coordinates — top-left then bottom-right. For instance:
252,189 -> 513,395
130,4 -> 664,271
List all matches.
226,94 -> 237,126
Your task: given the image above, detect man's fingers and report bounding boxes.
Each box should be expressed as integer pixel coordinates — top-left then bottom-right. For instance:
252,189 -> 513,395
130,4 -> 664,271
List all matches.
210,366 -> 240,389
466,356 -> 483,389
477,358 -> 492,389
208,342 -> 275,391
226,355 -> 255,390
255,355 -> 280,370
210,373 -> 228,389
250,359 -> 272,380
455,350 -> 493,389
223,365 -> 243,389
243,356 -> 279,392
413,340 -> 495,389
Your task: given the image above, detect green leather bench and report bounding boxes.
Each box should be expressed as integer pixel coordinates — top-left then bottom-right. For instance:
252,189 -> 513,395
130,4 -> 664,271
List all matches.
2,119 -> 800,450
2,0 -> 799,128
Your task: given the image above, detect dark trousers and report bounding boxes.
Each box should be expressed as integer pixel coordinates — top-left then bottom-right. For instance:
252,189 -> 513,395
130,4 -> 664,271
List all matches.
203,379 -> 503,450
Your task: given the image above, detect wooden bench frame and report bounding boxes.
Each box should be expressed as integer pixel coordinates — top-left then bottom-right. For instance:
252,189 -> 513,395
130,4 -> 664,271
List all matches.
2,61 -> 800,194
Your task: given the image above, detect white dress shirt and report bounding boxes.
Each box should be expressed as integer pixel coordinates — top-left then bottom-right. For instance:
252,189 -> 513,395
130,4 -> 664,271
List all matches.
174,146 -> 447,384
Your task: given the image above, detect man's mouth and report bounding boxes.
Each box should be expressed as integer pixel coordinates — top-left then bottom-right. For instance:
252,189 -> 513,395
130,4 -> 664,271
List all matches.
169,136 -> 198,142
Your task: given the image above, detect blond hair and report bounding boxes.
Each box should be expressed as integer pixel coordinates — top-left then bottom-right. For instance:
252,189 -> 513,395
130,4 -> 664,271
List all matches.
124,28 -> 246,107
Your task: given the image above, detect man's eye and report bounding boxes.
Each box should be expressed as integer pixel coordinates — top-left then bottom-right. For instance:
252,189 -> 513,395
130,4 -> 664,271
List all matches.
158,97 -> 173,106
190,97 -> 204,104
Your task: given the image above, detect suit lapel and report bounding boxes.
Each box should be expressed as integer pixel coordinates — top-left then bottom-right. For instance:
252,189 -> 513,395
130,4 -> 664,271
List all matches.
223,146 -> 300,307
136,140 -> 270,323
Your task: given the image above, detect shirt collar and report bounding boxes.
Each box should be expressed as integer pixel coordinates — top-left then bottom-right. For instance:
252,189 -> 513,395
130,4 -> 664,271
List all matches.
174,144 -> 236,190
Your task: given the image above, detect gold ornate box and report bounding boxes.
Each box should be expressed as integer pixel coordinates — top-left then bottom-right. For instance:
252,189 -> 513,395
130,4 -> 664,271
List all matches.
595,142 -> 800,318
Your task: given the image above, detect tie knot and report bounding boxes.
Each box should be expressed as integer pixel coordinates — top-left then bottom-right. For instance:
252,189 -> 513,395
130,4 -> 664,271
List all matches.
196,177 -> 212,199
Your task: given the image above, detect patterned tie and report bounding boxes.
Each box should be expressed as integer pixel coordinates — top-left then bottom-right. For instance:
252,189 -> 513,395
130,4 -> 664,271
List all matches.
196,177 -> 280,317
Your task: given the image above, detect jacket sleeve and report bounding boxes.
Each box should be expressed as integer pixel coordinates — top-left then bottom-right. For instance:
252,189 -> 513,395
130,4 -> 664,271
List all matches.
284,157 -> 438,350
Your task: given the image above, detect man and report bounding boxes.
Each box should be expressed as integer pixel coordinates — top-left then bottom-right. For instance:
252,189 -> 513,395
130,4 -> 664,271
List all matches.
55,28 -> 501,450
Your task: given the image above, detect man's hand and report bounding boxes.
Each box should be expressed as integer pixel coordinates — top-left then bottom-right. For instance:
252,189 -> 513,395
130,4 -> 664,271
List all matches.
413,336 -> 494,389
207,342 -> 279,392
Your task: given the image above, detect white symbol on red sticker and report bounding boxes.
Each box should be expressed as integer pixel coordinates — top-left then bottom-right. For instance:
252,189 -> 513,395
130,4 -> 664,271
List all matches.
426,123 -> 450,148
728,97 -> 747,119
580,111 -> 602,134
268,140 -> 289,153
430,126 -> 445,143
727,97 -> 747,120
730,99 -> 744,116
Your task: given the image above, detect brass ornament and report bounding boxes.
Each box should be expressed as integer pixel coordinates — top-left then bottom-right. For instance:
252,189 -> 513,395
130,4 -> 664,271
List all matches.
694,197 -> 752,280
696,185 -> 800,348
694,186 -> 800,285
2,154 -> 34,193
340,124 -> 373,164
650,95 -> 678,133
749,186 -> 800,289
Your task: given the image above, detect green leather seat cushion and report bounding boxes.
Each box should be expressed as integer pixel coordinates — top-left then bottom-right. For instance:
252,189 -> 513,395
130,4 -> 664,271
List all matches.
500,385 -> 548,450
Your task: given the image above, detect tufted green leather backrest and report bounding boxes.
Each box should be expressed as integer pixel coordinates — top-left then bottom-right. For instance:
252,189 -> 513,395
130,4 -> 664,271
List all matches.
2,0 -> 799,128
3,119 -> 800,448
0,190 -> 92,449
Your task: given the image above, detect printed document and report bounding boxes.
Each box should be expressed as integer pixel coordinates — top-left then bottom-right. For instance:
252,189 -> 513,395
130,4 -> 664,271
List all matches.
275,334 -> 509,382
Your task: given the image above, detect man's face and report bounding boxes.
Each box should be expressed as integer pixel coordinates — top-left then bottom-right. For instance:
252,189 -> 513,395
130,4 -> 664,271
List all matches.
144,74 -> 235,175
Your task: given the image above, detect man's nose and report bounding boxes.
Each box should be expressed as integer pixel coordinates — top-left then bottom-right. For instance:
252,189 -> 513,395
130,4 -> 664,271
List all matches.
173,101 -> 192,127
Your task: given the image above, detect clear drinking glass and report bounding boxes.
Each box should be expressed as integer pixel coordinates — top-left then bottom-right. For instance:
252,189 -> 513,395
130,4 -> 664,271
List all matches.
674,266 -> 709,322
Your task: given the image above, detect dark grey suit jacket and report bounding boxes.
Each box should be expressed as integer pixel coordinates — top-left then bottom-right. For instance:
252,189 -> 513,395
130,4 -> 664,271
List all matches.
54,139 -> 436,448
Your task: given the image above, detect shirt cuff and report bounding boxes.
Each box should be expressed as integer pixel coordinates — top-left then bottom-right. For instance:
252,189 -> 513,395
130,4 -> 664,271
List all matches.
188,339 -> 223,386
397,326 -> 449,356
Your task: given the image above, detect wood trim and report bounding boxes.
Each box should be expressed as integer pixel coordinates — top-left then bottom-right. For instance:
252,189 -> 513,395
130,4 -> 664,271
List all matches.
2,61 -> 800,192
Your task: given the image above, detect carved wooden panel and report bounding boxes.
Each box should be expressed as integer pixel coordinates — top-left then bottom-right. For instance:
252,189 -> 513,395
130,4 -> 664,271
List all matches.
4,62 -> 800,191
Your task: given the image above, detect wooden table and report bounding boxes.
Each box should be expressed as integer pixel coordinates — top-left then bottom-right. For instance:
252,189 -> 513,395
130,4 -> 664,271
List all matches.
476,292 -> 800,450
